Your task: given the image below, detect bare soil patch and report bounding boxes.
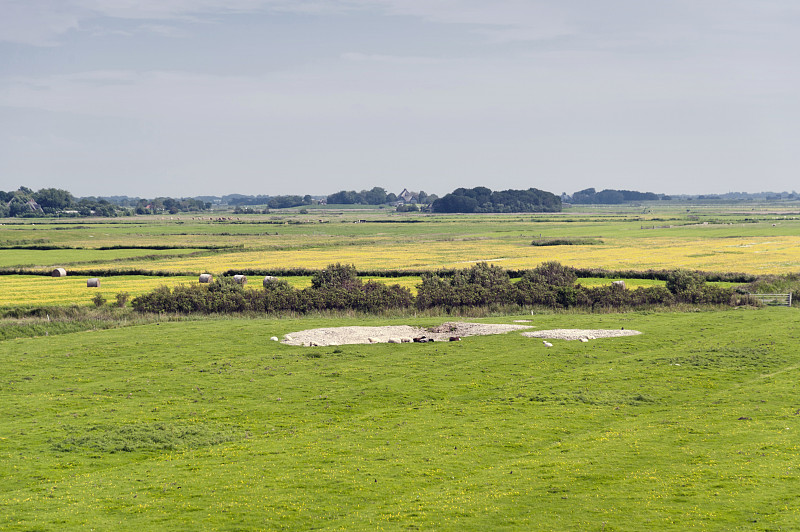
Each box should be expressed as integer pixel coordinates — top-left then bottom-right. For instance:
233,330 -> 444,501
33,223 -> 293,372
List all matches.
521,329 -> 642,341
282,322 -> 532,347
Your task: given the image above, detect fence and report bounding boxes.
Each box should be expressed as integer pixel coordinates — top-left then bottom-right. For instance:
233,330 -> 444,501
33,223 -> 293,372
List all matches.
748,293 -> 792,307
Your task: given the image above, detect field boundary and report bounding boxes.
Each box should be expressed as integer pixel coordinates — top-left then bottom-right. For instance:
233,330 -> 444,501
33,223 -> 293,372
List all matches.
748,293 -> 792,306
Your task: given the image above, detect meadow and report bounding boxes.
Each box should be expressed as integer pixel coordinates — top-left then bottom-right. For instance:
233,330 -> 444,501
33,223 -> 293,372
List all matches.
1,203 -> 800,308
2,309 -> 799,530
2,203 -> 800,530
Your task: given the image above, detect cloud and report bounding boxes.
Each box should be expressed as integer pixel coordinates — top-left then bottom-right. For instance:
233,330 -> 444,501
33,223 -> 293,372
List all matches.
0,0 -> 81,46
341,52 -> 440,65
5,0 -> 800,51
0,0 -> 345,46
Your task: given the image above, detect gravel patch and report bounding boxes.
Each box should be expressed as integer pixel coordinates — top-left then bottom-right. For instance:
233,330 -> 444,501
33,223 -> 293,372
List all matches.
521,329 -> 642,341
282,321 -> 532,347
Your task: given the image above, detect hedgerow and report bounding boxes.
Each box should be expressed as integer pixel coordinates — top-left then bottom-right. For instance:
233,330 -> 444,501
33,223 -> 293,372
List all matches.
131,262 -> 757,315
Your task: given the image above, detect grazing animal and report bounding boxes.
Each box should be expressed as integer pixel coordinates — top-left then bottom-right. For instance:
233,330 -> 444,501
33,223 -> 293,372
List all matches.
449,336 -> 461,342
270,336 -> 279,342
579,337 -> 589,343
543,341 -> 553,347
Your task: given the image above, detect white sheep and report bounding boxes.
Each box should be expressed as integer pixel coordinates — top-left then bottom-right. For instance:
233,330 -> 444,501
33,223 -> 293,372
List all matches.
543,341 -> 553,347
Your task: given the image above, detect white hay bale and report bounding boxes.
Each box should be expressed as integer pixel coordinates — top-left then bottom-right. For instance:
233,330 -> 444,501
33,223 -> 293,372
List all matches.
199,273 -> 213,283
612,280 -> 626,289
52,268 -> 67,277
263,275 -> 278,287
87,278 -> 100,288
233,274 -> 247,285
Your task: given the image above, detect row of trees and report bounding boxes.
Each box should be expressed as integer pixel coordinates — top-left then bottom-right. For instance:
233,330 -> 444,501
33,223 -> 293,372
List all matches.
0,187 -> 124,217
326,188 -> 433,205
133,197 -> 209,215
0,187 -> 213,217
431,187 -> 561,213
567,188 -> 668,204
132,262 -> 753,315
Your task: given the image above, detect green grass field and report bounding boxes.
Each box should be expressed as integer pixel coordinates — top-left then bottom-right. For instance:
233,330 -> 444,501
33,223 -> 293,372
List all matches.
2,308 -> 799,530
2,206 -> 799,529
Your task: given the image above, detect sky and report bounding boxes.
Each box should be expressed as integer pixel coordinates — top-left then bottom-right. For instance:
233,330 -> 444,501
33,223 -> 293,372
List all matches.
1,0 -> 799,198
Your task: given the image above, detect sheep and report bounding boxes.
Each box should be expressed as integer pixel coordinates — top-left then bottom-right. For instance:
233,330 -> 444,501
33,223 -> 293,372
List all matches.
543,341 -> 553,347
270,336 -> 279,342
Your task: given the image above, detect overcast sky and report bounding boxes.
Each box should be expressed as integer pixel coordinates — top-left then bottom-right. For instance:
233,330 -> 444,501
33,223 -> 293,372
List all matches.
1,0 -> 798,197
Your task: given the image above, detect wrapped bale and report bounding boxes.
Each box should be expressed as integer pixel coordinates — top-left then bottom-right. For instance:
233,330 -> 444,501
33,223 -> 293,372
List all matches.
199,273 -> 213,283
52,268 -> 67,277
87,278 -> 100,288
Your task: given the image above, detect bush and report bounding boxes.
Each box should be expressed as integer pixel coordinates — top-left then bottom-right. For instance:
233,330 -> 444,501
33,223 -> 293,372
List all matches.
416,263 -> 513,310
527,261 -> 577,287
92,293 -> 107,307
132,265 -> 413,315
115,292 -> 130,308
311,263 -> 360,291
665,269 -> 704,293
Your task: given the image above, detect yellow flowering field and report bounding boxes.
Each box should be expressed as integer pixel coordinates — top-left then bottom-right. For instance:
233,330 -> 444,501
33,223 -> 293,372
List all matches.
84,234 -> 800,275
0,275 -> 424,307
0,275 -> 197,307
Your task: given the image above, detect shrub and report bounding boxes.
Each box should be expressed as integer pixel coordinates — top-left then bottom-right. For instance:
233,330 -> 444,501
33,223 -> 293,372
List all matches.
92,293 -> 107,307
665,269 -> 705,295
115,292 -> 130,308
416,263 -> 513,310
311,263 -> 360,291
527,261 -> 577,287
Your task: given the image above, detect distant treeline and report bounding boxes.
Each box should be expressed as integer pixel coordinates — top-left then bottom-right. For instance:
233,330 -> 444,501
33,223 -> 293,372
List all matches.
566,188 -> 669,204
0,187 -> 210,217
326,187 -> 432,205
431,187 -> 561,213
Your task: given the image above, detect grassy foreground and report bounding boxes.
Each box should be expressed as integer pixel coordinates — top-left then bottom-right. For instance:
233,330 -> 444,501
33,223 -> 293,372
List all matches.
2,308 -> 799,530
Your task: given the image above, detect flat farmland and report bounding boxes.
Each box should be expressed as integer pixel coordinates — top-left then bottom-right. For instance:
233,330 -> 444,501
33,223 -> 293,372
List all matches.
1,205 -> 799,306
0,275 -> 198,307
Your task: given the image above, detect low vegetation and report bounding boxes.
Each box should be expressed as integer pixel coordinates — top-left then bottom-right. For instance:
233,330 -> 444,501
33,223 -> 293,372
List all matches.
2,309 -> 799,529
130,262 -> 756,315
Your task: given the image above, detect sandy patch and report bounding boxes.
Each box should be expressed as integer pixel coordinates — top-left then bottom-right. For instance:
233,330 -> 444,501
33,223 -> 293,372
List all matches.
521,329 -> 642,341
282,321 -> 532,346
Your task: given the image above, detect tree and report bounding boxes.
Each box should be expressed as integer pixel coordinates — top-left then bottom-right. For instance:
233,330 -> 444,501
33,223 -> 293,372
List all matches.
33,188 -> 74,211
363,187 -> 388,205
